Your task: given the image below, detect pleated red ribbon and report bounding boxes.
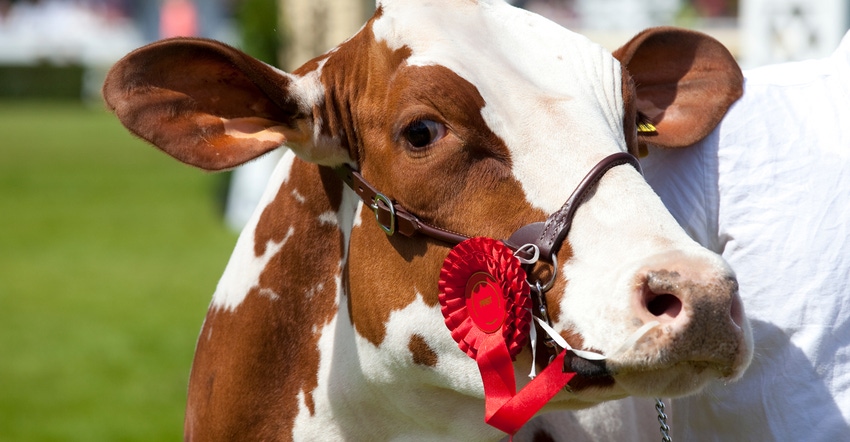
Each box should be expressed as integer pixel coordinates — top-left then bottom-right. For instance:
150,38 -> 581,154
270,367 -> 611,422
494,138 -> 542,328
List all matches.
438,237 -> 576,436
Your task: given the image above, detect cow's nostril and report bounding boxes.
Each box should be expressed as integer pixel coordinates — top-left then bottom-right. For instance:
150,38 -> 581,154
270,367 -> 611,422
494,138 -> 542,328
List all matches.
646,293 -> 682,320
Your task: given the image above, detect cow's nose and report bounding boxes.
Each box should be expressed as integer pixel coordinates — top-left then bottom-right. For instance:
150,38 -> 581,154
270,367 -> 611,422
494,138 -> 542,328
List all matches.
633,252 -> 746,335
625,252 -> 749,378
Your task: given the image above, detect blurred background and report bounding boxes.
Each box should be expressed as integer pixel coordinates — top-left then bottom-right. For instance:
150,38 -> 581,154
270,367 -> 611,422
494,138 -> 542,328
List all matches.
1,0 -> 847,440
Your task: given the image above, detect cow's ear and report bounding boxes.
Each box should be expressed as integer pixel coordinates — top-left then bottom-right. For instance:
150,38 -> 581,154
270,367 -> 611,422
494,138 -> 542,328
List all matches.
613,27 -> 742,149
103,38 -> 341,171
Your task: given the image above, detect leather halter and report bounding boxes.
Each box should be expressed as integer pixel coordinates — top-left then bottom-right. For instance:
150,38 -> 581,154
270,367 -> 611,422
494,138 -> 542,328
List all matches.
335,151 -> 642,262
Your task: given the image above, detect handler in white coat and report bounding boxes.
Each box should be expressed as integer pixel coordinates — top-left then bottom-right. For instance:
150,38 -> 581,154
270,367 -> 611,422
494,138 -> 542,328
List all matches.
641,30 -> 850,441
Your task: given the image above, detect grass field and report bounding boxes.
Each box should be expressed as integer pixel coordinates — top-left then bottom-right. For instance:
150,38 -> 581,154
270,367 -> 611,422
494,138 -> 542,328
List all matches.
0,102 -> 239,441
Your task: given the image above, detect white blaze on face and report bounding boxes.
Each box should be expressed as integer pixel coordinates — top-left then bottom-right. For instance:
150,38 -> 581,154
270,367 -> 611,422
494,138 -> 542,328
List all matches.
374,0 -> 627,212
373,0 -> 714,360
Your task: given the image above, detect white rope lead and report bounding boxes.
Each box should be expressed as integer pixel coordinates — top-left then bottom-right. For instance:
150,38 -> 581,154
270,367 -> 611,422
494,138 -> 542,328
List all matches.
527,311 -> 539,379
531,317 -> 661,362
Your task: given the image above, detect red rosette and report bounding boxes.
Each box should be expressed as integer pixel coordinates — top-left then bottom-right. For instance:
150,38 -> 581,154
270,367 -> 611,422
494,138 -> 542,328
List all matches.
438,237 -> 576,436
438,237 -> 532,360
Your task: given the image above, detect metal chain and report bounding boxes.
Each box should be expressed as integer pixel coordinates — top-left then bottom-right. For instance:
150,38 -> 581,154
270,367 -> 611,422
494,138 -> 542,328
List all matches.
655,398 -> 672,442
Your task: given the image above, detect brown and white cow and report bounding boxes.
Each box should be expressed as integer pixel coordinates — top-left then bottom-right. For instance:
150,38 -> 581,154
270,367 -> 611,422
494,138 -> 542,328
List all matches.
102,1 -> 752,440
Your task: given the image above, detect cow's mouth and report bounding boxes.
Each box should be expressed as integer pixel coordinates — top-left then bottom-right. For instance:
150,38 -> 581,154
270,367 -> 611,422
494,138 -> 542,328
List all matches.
536,320 -> 669,392
566,351 -> 611,378
560,356 -> 727,394
530,334 -> 617,391
564,351 -> 616,391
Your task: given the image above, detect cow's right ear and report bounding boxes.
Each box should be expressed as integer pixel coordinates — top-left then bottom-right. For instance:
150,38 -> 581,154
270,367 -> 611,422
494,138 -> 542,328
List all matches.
102,38 -> 343,171
613,27 -> 742,150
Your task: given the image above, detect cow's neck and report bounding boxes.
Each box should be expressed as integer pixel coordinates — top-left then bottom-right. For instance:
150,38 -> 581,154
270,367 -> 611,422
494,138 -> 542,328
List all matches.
186,151 -> 348,439
187,151 -> 495,439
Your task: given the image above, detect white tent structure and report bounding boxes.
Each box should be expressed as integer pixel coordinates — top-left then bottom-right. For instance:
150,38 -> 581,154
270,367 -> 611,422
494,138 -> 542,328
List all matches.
741,0 -> 848,67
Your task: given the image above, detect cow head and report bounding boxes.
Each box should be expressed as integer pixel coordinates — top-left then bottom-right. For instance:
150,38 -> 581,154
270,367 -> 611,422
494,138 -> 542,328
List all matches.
103,0 -> 751,439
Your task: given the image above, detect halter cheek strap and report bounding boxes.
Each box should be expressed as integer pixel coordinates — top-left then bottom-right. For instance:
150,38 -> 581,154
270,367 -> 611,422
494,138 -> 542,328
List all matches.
335,167 -> 470,244
334,151 -> 642,261
504,152 -> 642,260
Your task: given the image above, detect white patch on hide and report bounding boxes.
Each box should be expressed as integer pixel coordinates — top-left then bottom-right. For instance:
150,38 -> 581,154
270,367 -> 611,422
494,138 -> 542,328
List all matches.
291,189 -> 306,204
338,187 -> 363,259
211,227 -> 292,311
293,291 -> 502,441
211,151 -> 297,311
258,287 -> 280,301
317,211 -> 337,226
304,282 -> 325,300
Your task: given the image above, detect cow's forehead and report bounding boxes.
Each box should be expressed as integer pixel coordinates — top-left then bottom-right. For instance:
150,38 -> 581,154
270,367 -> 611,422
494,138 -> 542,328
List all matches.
371,0 -> 627,214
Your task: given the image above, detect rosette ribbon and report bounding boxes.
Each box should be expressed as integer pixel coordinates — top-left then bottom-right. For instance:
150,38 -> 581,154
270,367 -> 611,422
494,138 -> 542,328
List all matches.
438,237 -> 577,436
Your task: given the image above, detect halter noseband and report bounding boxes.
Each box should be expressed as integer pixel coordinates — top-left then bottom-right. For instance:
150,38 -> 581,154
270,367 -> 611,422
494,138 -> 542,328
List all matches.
334,151 -> 642,262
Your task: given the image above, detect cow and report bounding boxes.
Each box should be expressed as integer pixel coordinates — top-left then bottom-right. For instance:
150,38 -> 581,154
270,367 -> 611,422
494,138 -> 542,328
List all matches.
102,0 -> 752,440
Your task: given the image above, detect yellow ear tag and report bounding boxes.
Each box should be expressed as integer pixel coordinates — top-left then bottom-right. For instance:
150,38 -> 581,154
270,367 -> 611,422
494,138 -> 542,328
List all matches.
637,121 -> 657,134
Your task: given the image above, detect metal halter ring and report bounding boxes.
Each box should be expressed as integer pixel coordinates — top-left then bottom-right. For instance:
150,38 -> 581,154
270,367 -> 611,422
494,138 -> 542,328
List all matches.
537,253 -> 557,293
513,244 -> 558,293
371,192 -> 396,235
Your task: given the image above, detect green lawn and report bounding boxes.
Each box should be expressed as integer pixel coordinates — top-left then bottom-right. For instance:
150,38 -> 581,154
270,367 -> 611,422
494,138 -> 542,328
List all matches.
0,102 -> 238,441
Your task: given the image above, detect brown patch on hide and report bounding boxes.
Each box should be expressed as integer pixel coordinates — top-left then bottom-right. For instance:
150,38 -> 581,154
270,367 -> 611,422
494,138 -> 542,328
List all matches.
253,161 -> 343,257
306,27 -> 413,163
185,160 -> 344,440
408,334 -> 439,367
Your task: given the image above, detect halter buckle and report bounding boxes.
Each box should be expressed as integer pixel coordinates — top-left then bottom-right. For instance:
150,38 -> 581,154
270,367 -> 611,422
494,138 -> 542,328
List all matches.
371,193 -> 396,235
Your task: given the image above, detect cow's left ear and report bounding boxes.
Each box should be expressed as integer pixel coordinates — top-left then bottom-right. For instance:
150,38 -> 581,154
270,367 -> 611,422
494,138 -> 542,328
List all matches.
103,38 -> 342,171
613,27 -> 742,149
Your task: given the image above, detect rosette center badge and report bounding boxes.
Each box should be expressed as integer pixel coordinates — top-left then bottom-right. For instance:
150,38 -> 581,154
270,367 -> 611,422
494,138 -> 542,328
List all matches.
466,272 -> 507,334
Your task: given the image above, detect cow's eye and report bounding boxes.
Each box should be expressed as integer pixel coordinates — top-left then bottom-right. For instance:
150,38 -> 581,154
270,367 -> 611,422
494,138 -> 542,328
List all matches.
403,120 -> 446,149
